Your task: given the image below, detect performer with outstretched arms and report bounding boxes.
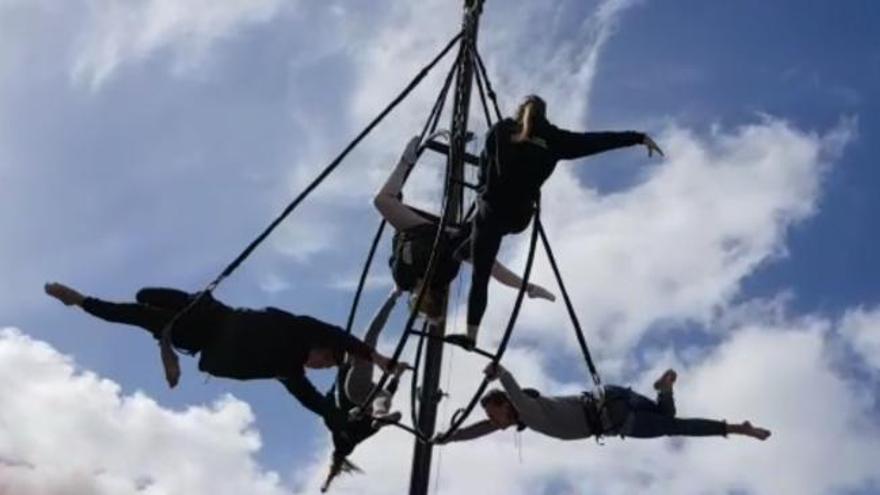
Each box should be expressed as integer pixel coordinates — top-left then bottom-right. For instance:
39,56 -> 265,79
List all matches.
447,95 -> 664,348
44,282 -> 405,432
320,288 -> 408,492
437,363 -> 771,443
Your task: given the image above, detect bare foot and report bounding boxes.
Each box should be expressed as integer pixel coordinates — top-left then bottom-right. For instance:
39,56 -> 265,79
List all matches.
44,282 -> 85,306
653,369 -> 677,393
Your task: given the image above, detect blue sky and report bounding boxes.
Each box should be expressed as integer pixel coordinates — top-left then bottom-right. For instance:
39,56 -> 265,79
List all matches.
1,1 -> 878,494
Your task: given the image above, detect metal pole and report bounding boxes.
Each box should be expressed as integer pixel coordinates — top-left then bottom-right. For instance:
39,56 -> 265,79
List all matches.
408,1 -> 484,493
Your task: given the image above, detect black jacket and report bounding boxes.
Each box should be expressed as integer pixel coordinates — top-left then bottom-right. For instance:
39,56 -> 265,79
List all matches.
198,307 -> 374,420
480,118 -> 645,206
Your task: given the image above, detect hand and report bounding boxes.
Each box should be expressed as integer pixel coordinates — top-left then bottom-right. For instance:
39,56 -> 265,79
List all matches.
401,135 -> 421,164
527,283 -> 556,302
483,362 -> 505,381
642,135 -> 664,158
373,353 -> 392,372
393,360 -> 413,376
431,432 -> 449,445
160,341 -> 181,388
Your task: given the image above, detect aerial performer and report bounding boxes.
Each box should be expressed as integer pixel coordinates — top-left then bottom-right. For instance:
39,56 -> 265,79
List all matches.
446,95 -> 665,349
43,282 -> 405,432
374,135 -> 557,321
437,363 -> 771,444
320,288 -> 407,492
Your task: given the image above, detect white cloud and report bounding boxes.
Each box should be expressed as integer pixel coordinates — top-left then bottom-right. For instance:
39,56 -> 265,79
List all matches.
840,305 -> 880,373
0,328 -> 287,495
72,0 -> 286,88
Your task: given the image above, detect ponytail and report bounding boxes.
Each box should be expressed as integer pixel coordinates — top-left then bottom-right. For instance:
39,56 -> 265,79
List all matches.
512,94 -> 547,143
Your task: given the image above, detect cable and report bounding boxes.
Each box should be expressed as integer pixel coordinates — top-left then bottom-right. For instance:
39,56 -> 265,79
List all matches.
434,203 -> 541,442
537,220 -> 602,386
473,47 -> 503,122
156,31 -> 464,387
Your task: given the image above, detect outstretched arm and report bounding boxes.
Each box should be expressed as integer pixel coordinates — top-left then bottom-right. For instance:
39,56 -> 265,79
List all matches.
435,420 -> 500,444
280,370 -> 336,419
467,258 -> 556,302
485,363 -> 546,425
549,126 -> 662,161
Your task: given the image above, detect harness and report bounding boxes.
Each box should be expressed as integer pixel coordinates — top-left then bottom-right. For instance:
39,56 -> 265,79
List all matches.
580,388 -> 628,441
389,223 -> 462,291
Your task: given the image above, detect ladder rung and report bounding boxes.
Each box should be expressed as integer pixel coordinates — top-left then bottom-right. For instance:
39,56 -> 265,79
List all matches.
424,140 -> 481,166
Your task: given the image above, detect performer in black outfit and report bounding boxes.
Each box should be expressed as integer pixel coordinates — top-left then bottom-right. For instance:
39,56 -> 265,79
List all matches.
447,95 -> 665,348
320,289 -> 407,492
44,282 -> 403,431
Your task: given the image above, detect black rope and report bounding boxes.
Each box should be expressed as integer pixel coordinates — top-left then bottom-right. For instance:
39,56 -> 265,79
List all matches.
355,37 -> 468,435
343,48 -> 459,340
434,203 -> 541,442
216,30 -> 462,288
471,48 -> 494,130
473,47 -> 503,122
537,220 -> 602,386
354,162 -> 456,422
353,100 -> 463,421
328,45 -> 462,402
157,31 -> 463,386
342,222 -> 388,335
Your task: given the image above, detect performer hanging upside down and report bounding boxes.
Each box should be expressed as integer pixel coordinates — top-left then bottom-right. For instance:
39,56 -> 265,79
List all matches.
320,288 -> 407,492
447,95 -> 664,348
44,282 -> 405,432
374,135 -> 556,321
436,364 -> 771,444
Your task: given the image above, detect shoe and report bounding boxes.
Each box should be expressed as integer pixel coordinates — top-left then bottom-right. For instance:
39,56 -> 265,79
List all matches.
653,369 -> 677,392
444,334 -> 475,350
372,411 -> 402,429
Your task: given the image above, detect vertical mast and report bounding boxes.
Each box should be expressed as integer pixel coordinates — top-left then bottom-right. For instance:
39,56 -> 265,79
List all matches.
408,1 -> 484,494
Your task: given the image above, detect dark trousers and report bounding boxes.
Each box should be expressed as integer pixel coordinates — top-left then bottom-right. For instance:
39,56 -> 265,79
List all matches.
462,200 -> 534,327
80,288 -> 218,353
605,385 -> 727,438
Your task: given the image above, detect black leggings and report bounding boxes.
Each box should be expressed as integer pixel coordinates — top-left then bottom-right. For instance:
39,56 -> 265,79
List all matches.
605,386 -> 727,438
463,201 -> 534,327
80,288 -> 217,352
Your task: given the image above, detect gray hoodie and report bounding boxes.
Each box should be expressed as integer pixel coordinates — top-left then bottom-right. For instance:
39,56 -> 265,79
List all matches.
443,369 -> 594,442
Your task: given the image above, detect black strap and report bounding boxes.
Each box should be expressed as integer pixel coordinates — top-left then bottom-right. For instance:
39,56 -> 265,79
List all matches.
537,220 -> 602,387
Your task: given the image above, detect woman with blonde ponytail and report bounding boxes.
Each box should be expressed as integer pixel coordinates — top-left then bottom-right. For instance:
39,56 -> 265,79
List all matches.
446,95 -> 664,349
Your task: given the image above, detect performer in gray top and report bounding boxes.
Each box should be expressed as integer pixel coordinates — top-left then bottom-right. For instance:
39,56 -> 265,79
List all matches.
438,364 -> 771,443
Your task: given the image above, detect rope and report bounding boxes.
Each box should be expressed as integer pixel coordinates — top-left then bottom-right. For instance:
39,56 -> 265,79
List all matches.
354,35 -> 485,433
156,31 -> 463,387
434,203 -> 541,442
473,47 -> 503,122
472,51 -> 493,129
537,220 -> 602,386
353,115 -> 460,424
326,44 -> 461,400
